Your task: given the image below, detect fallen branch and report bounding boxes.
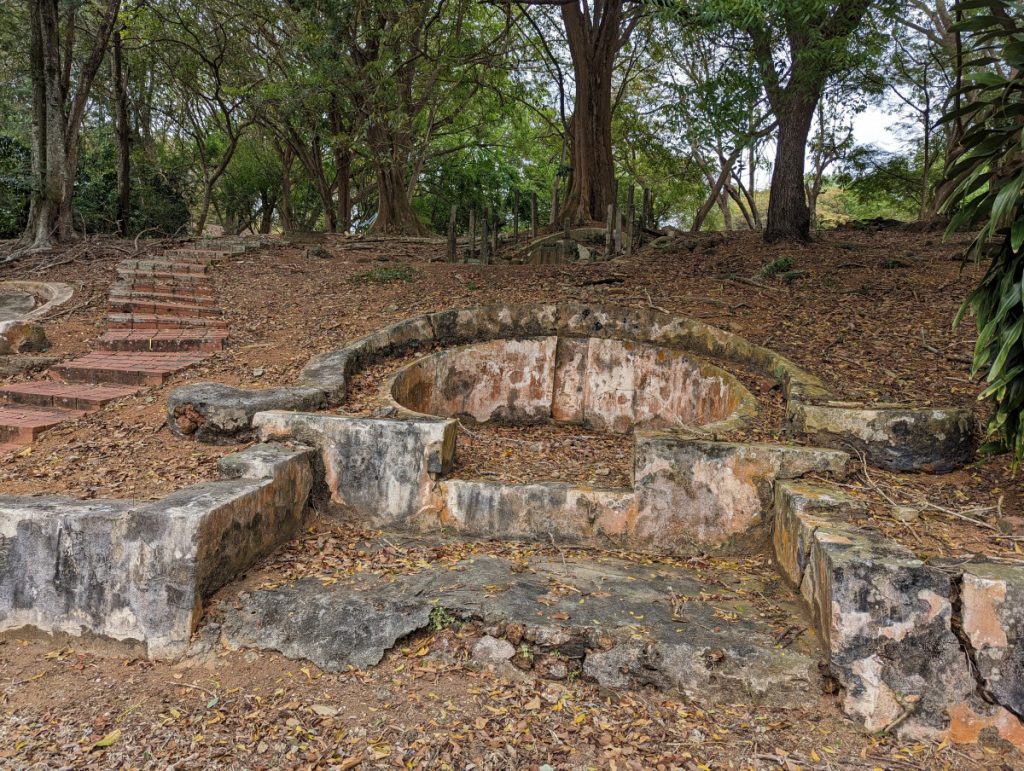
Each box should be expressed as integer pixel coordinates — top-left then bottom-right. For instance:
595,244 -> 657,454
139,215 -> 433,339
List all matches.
919,328 -> 973,366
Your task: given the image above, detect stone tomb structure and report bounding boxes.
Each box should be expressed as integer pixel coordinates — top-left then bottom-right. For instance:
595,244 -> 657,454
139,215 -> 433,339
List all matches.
2,302 -> 1022,750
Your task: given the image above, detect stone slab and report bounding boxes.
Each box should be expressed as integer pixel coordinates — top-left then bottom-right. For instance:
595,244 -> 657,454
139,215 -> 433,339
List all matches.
168,382 -> 327,443
429,480 -> 635,543
218,552 -> 819,706
961,562 -> 1024,718
772,481 -> 867,588
787,401 -> 975,473
801,523 -> 974,737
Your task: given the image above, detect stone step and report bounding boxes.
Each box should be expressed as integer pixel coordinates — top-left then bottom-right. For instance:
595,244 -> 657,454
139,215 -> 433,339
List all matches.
0,441 -> 27,456
0,405 -> 84,443
107,298 -> 223,318
116,266 -> 209,280
0,381 -> 140,411
106,313 -> 229,331
159,253 -> 228,266
118,260 -> 211,275
114,279 -> 215,296
52,352 -> 209,386
109,289 -> 217,305
98,329 -> 228,353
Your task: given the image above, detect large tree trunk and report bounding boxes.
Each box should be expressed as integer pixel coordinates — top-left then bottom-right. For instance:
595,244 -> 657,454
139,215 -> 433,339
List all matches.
559,1 -> 621,225
765,93 -> 817,242
24,0 -> 119,247
277,142 -> 295,232
368,125 -> 428,236
111,23 -> 130,237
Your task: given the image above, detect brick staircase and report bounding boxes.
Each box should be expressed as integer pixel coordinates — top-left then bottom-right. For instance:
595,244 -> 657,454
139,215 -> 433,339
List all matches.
0,240 -> 248,456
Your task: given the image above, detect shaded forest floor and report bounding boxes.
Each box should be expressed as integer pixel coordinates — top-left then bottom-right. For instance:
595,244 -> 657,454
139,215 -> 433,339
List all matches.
1,226 -> 1023,768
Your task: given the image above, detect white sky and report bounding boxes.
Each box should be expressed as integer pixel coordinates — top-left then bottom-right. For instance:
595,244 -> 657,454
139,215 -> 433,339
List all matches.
851,105 -> 905,152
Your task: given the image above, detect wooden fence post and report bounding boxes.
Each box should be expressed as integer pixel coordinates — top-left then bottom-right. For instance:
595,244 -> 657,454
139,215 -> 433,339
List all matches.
481,208 -> 490,264
513,191 -> 520,243
467,209 -> 475,262
447,205 -> 457,262
530,192 -> 538,237
626,185 -> 635,257
605,204 -> 614,257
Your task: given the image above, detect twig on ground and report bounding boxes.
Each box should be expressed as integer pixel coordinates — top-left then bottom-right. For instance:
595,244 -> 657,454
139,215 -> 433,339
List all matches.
919,328 -> 972,365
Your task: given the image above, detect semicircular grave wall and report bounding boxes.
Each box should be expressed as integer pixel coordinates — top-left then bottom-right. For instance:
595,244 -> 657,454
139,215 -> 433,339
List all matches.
389,336 -> 756,435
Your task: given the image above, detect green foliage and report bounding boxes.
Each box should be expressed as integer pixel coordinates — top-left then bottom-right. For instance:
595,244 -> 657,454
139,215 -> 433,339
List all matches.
0,136 -> 30,238
352,265 -> 419,284
757,256 -> 793,278
944,0 -> 1024,462
428,606 -> 458,631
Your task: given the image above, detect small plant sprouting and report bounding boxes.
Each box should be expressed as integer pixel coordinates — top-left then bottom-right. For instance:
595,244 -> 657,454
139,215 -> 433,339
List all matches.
428,605 -> 458,631
352,264 -> 418,284
756,256 -> 794,279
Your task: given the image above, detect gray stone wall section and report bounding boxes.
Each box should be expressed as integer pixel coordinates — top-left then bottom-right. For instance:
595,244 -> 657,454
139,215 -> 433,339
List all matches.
253,411 -> 456,528
167,382 -> 327,443
787,401 -> 976,473
801,523 -> 975,737
0,443 -> 314,657
633,436 -> 849,552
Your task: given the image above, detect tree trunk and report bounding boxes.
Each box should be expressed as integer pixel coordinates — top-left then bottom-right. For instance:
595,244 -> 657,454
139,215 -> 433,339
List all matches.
558,1 -> 624,225
277,142 -> 295,232
24,0 -> 119,247
765,93 -> 817,242
368,125 -> 428,236
111,23 -> 130,237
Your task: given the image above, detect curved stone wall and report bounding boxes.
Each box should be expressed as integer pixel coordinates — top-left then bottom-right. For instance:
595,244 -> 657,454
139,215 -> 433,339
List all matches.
390,336 -> 755,434
169,301 -> 976,472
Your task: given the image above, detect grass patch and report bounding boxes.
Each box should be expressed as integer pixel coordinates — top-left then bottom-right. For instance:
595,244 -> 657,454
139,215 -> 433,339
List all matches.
352,264 -> 418,284
756,256 -> 794,279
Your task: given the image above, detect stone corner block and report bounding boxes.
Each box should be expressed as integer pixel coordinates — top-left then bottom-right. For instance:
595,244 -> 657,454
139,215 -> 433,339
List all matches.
253,411 -> 456,527
771,481 -> 867,588
631,436 -> 849,553
788,400 -> 975,473
168,382 -> 326,443
802,523 -> 974,737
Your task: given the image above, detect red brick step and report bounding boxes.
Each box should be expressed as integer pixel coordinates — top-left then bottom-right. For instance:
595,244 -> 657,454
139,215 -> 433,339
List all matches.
0,405 -> 84,443
0,381 -> 140,411
108,298 -> 223,318
106,313 -> 228,331
52,352 -> 209,386
98,330 -> 228,352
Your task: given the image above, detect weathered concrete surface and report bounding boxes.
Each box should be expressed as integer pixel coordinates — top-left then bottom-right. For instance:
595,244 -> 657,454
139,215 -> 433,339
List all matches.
217,552 -> 820,706
961,562 -> 1024,718
391,335 -> 755,434
428,480 -> 636,543
298,315 -> 436,402
0,280 -> 73,321
0,290 -> 36,321
801,523 -> 974,738
394,337 -> 557,424
168,382 -> 326,442
632,437 -> 849,551
0,443 -> 313,656
772,481 -> 867,588
253,411 -> 456,527
787,400 -> 975,473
